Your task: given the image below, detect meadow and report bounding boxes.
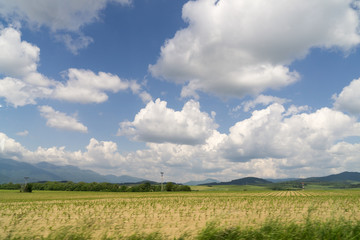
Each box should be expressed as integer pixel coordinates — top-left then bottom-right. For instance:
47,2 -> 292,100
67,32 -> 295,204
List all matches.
1,189 -> 360,239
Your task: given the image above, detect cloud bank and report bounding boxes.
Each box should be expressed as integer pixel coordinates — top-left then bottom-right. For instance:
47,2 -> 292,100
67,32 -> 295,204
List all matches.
2,97 -> 360,181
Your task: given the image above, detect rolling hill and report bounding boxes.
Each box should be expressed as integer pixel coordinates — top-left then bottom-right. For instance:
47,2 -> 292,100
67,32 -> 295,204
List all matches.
198,172 -> 360,187
184,178 -> 220,186
202,177 -> 272,186
301,171 -> 360,183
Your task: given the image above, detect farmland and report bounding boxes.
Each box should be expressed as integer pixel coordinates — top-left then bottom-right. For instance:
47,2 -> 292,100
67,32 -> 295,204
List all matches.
1,189 -> 360,239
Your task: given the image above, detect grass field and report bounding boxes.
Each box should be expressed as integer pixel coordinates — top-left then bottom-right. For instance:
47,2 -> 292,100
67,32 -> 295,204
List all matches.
1,189 -> 360,239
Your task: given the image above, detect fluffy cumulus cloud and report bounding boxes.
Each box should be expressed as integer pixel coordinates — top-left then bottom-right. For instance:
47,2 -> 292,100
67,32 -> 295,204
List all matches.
150,0 -> 360,98
0,27 -> 52,104
0,27 -> 39,80
0,27 -> 53,107
0,132 -> 30,160
222,104 -> 360,165
329,142 -> 360,171
2,94 -> 360,182
0,0 -> 132,53
118,99 -> 218,145
333,78 -> 360,114
54,68 -> 133,104
38,105 -> 88,133
0,27 -> 150,106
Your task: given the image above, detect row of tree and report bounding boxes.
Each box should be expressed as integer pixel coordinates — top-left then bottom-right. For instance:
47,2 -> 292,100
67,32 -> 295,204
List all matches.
0,181 -> 191,192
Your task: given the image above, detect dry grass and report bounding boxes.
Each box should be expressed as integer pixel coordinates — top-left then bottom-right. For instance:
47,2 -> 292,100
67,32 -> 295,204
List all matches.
1,190 -> 360,239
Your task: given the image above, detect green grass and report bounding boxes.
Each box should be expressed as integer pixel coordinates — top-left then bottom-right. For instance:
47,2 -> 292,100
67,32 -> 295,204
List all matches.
190,185 -> 268,191
0,190 -> 125,202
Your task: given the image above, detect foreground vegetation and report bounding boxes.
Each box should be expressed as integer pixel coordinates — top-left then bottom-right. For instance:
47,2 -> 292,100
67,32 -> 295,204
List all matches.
1,189 -> 360,239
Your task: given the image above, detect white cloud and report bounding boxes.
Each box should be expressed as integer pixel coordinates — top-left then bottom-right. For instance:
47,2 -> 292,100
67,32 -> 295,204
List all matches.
0,27 -> 149,107
118,98 -> 218,145
83,138 -> 124,168
0,77 -> 37,107
0,27 -> 52,86
0,0 -> 132,32
333,78 -> 360,114
329,142 -> 360,170
0,132 -> 30,160
222,103 -> 360,164
53,68 -> 131,104
16,130 -> 29,136
0,27 -> 38,78
0,27 -> 54,107
0,0 -> 132,53
150,0 -> 360,98
138,91 -> 153,103
128,80 -> 153,103
38,105 -> 88,133
235,94 -> 289,112
283,105 -> 310,117
1,99 -> 360,182
54,34 -> 94,55
0,77 -> 52,107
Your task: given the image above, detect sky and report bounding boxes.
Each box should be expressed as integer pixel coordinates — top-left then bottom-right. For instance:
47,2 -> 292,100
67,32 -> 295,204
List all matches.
1,0 -> 360,183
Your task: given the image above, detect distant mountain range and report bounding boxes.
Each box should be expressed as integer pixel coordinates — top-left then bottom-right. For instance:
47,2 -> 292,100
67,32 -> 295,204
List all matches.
300,171 -> 360,183
199,172 -> 360,186
2,158 -> 360,186
0,158 -> 145,184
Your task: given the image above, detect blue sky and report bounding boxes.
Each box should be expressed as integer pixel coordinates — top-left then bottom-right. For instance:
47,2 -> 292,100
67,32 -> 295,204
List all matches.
1,0 -> 360,182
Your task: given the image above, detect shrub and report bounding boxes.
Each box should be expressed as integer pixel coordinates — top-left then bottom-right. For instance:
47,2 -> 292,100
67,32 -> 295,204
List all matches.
20,183 -> 32,193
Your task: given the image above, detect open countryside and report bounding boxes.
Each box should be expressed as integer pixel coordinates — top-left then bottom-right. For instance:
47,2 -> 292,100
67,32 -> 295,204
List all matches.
1,188 -> 360,239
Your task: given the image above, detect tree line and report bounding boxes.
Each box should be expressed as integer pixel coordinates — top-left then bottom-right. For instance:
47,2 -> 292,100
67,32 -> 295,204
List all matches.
0,181 -> 191,192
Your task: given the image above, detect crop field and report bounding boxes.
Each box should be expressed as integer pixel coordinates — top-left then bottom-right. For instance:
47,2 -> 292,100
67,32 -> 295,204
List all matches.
1,189 -> 360,239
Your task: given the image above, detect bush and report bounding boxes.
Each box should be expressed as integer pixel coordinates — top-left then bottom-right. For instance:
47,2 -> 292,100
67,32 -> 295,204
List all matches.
20,183 -> 32,193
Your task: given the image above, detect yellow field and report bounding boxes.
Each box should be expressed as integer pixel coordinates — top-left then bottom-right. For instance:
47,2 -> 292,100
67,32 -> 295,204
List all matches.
1,189 -> 360,239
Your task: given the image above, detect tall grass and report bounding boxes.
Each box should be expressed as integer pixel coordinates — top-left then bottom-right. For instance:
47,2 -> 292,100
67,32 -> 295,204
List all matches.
197,219 -> 360,240
2,190 -> 360,239
5,219 -> 360,239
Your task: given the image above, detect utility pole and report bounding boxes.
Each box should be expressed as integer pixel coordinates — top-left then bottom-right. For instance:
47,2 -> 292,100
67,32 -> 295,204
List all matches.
24,177 -> 29,186
160,172 -> 164,191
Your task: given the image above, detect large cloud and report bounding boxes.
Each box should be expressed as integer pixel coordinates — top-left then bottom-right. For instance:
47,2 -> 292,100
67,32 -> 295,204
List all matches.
150,0 -> 360,98
118,99 -> 218,145
38,105 -> 88,133
222,103 -> 360,164
0,0 -> 132,53
333,78 -> 360,114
